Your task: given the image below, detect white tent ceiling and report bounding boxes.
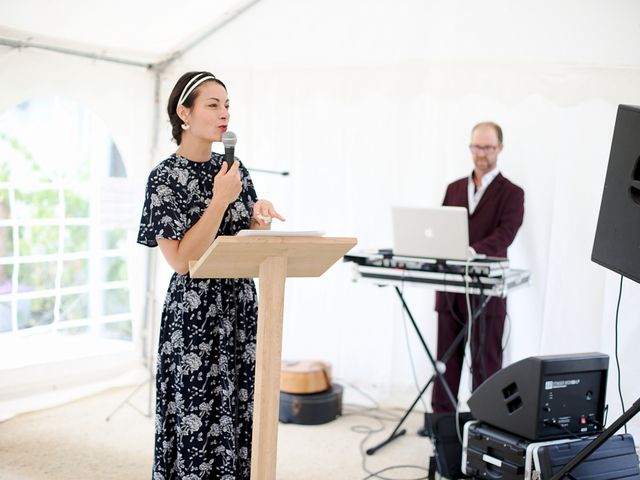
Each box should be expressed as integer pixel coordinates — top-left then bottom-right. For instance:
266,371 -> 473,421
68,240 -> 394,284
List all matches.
3,0 -> 640,68
1,0 -> 259,65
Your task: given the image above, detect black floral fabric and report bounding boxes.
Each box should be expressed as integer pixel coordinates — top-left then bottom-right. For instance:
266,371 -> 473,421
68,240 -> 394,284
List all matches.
137,152 -> 258,480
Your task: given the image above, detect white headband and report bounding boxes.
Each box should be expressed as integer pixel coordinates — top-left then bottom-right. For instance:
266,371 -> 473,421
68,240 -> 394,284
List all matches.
177,73 -> 216,110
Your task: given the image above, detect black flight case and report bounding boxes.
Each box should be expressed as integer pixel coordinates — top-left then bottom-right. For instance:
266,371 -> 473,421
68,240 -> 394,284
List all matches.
462,421 -> 640,480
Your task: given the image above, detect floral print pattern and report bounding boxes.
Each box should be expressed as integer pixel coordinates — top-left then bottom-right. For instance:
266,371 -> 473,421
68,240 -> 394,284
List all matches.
138,152 -> 258,479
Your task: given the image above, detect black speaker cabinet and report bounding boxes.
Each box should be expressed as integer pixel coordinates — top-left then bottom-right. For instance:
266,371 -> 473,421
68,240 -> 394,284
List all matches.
592,104 -> 640,284
467,352 -> 608,440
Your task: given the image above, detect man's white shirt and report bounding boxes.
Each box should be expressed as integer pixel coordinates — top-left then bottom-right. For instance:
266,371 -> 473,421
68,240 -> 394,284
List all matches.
467,169 -> 500,215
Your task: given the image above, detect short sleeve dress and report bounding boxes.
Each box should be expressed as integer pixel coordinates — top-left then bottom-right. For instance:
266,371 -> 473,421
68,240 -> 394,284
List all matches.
137,152 -> 258,480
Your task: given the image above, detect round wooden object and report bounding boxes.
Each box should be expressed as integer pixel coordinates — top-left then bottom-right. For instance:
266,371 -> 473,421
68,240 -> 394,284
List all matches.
280,360 -> 332,394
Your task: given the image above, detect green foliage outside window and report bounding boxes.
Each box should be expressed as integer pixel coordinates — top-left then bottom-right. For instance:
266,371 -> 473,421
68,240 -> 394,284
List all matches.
60,293 -> 90,321
15,190 -> 59,219
0,301 -> 10,332
60,259 -> 89,288
64,226 -> 89,253
18,226 -> 59,255
0,226 -> 13,257
0,264 -> 13,288
64,190 -> 90,218
103,228 -> 127,250
103,288 -> 130,316
18,262 -> 57,291
103,257 -> 128,282
17,296 -> 55,329
0,189 -> 10,219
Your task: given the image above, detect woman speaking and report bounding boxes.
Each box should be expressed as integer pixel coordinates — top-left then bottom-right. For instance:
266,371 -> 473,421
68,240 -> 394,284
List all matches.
137,71 -> 284,479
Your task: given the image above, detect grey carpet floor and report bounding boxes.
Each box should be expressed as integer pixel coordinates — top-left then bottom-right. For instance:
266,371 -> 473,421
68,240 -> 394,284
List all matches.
0,386 -> 432,480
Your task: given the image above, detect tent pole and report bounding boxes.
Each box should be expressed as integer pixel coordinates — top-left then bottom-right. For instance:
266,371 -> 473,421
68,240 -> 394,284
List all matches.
0,37 -> 152,69
143,68 -> 163,416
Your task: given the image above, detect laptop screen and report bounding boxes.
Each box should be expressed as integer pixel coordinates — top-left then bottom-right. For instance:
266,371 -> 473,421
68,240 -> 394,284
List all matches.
392,206 -> 470,260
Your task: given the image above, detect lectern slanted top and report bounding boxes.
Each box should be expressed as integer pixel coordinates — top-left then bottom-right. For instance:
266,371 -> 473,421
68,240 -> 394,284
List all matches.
189,235 -> 356,278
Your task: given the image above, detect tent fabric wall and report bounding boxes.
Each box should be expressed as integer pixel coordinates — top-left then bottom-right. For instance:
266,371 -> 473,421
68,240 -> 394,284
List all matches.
1,0 -> 640,435
167,0 -> 640,427
169,64 -> 640,418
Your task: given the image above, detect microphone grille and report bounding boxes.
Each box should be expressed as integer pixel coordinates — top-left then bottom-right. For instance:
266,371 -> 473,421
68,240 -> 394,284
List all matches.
222,131 -> 237,147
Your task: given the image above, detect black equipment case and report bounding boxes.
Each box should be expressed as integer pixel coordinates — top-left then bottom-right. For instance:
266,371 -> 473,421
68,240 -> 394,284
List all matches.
462,421 -> 640,480
278,383 -> 342,425
424,412 -> 474,479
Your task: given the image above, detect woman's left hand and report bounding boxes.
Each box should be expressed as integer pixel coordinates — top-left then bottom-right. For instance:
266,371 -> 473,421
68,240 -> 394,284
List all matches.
252,199 -> 286,229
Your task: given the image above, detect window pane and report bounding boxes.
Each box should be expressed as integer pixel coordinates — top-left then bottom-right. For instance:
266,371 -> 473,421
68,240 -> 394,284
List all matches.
100,320 -> 132,341
102,228 -> 127,250
17,296 -> 55,329
0,148 -> 8,182
0,264 -> 13,294
0,301 -> 11,332
103,288 -> 130,315
103,257 -> 127,282
14,189 -> 59,219
57,325 -> 90,336
0,189 -> 10,219
0,227 -> 13,257
18,262 -> 56,291
64,190 -> 90,218
0,97 -> 135,344
60,293 -> 89,321
64,226 -> 89,253
108,142 -> 127,178
18,226 -> 59,255
61,259 -> 89,288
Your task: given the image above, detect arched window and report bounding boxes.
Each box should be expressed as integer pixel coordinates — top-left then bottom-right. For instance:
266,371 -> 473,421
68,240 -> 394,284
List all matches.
0,97 -> 132,342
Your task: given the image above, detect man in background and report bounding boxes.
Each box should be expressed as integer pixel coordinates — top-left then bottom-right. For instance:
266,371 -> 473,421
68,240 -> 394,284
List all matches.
431,121 -> 525,412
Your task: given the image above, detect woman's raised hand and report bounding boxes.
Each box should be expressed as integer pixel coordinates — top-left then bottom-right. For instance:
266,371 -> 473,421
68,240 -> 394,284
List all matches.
252,199 -> 286,227
212,161 -> 242,205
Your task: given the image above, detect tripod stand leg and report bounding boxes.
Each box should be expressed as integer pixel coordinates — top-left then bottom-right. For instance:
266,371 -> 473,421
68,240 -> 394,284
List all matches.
394,287 -> 458,410
105,379 -> 150,421
428,455 -> 437,480
366,376 -> 436,455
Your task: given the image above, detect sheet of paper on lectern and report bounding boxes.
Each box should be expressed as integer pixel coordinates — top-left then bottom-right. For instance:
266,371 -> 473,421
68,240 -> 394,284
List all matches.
235,230 -> 325,237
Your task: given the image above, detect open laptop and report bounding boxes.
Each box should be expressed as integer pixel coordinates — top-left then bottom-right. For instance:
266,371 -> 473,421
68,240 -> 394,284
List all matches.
392,206 -> 471,260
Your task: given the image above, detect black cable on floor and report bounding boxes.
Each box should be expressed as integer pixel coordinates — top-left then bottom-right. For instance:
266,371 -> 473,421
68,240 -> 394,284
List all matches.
355,416 -> 429,480
336,381 -> 431,480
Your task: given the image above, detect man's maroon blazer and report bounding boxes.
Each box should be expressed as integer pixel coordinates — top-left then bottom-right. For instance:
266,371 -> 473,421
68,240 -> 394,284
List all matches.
435,172 -> 525,317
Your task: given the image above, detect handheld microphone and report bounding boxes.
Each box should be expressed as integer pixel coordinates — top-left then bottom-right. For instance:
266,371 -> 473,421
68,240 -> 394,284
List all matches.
221,131 -> 237,169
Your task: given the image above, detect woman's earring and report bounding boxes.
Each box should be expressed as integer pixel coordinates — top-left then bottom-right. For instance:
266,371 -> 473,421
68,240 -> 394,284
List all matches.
181,123 -> 190,130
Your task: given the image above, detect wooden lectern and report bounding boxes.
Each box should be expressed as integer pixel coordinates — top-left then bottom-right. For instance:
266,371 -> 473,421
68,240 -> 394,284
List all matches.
189,235 -> 357,480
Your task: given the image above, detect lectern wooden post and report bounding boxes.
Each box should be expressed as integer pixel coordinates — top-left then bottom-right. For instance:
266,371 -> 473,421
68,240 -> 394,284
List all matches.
189,235 -> 357,480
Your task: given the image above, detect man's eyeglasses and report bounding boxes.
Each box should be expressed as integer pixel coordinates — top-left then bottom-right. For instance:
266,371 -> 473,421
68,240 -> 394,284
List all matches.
469,144 -> 499,154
